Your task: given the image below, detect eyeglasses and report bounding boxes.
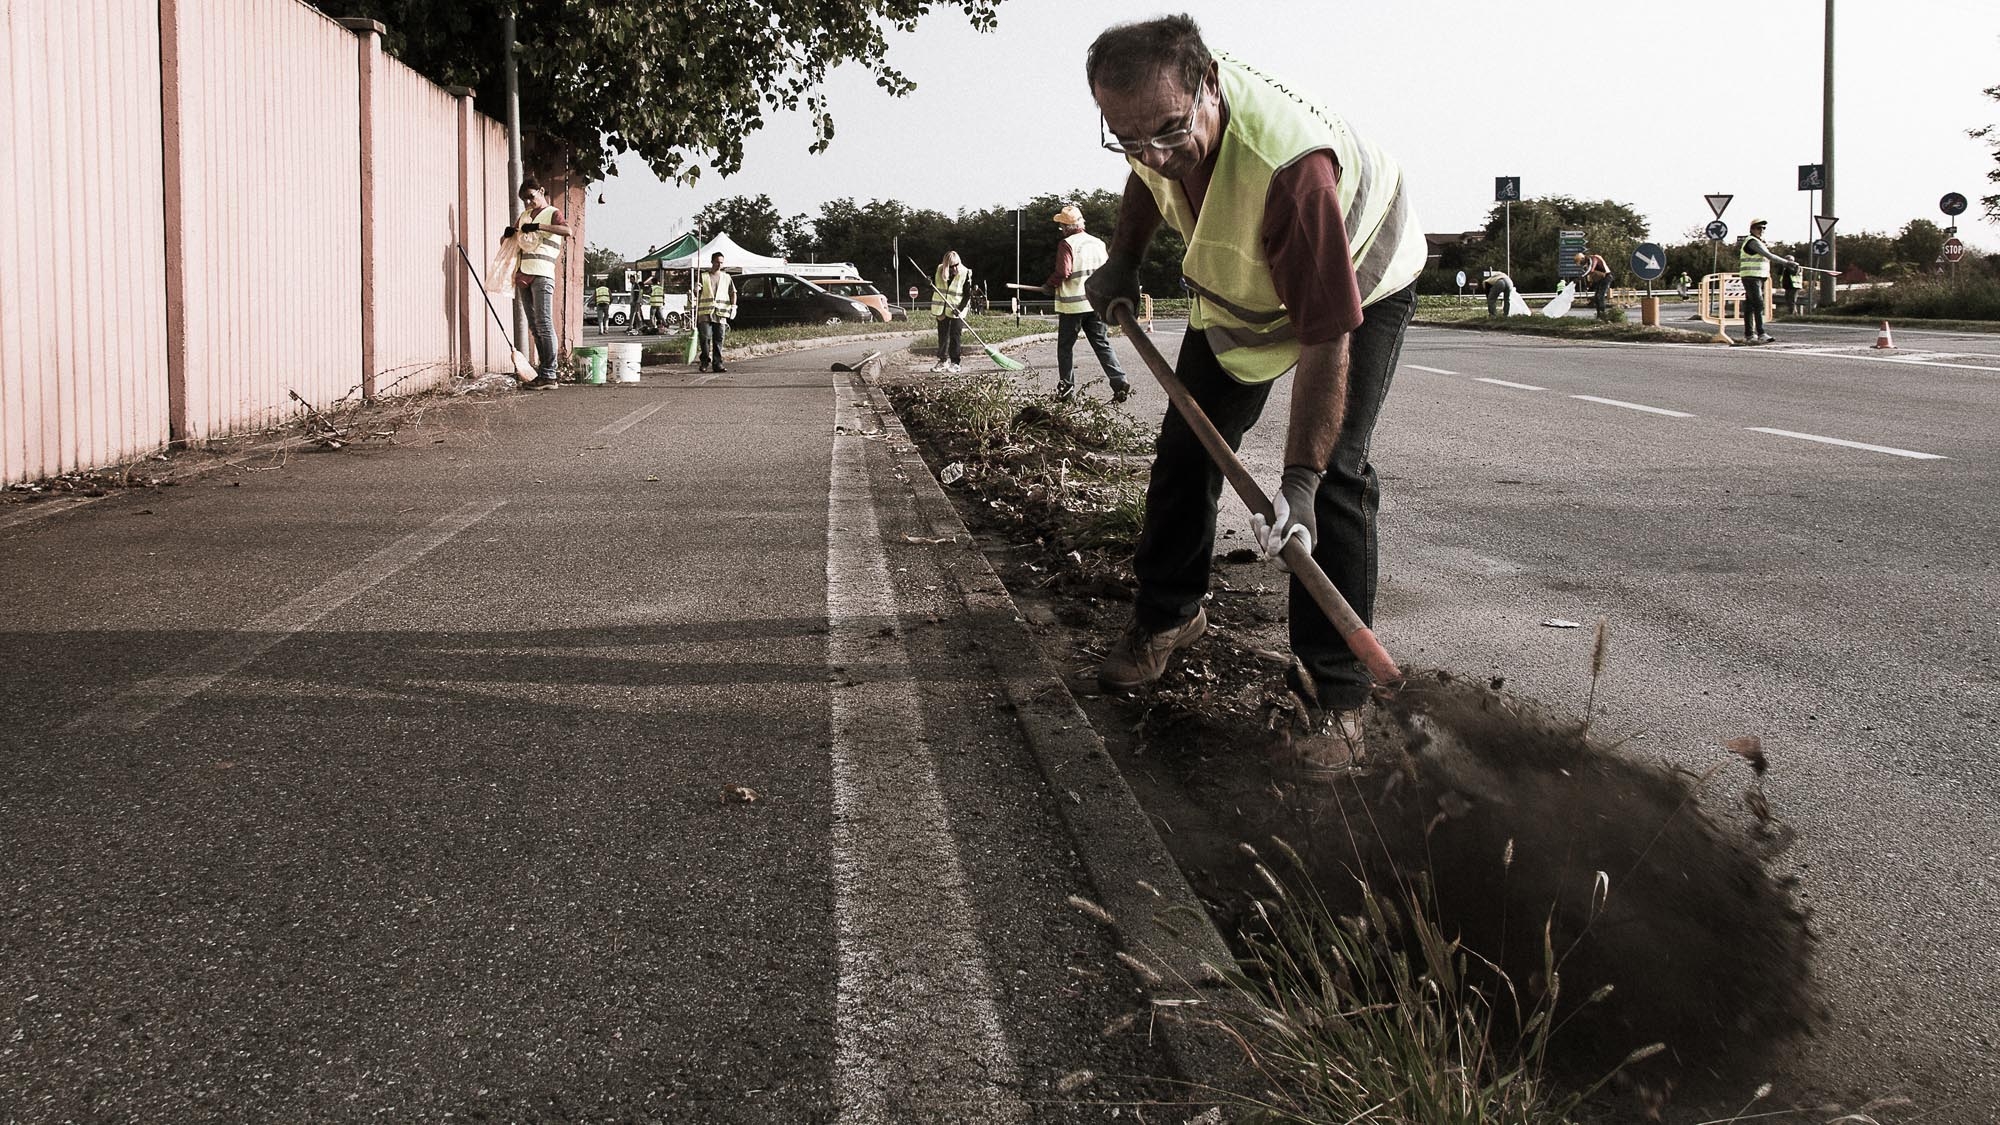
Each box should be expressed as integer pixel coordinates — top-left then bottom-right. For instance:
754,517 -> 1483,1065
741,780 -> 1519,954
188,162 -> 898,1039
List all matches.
1100,89 -> 1208,154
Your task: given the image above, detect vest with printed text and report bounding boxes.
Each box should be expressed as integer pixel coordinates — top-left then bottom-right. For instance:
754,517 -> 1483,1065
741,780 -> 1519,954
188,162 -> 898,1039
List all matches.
1129,55 -> 1426,384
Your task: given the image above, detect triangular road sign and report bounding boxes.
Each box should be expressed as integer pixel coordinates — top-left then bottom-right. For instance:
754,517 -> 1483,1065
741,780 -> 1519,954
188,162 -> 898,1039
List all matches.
1814,215 -> 1839,239
1706,194 -> 1733,218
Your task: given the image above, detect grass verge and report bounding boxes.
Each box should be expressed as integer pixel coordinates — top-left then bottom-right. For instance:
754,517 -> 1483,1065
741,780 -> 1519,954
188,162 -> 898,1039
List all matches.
1414,307 -> 1718,344
638,313 -> 1057,363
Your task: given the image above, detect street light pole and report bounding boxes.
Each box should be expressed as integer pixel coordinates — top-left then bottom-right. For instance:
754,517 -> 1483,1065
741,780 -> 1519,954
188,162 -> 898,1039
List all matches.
1014,208 -> 1023,324
503,10 -> 524,343
1821,0 -> 1837,305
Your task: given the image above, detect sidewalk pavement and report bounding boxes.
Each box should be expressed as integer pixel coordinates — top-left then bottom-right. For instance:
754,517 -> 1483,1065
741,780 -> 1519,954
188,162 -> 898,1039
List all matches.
0,340 -> 1237,1122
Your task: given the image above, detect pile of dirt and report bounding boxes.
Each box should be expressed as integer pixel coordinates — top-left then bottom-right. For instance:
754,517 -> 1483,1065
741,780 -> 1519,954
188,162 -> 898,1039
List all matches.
1156,670 -> 1818,1081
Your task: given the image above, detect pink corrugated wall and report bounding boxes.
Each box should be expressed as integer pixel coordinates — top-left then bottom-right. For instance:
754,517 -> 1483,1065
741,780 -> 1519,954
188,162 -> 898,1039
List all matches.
368,52 -> 462,397
0,0 -> 172,482
163,0 -> 363,442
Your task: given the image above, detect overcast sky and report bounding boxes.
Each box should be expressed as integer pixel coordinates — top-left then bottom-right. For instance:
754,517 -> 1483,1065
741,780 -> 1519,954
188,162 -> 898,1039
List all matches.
587,0 -> 2000,263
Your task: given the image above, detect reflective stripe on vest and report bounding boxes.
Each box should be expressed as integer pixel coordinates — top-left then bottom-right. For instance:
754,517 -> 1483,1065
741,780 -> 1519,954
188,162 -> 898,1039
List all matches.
1056,232 -> 1107,314
1130,54 -> 1426,384
516,206 -> 563,277
593,287 -> 610,304
1737,238 -> 1770,278
932,266 -> 970,318
698,271 -> 735,319
648,284 -> 665,308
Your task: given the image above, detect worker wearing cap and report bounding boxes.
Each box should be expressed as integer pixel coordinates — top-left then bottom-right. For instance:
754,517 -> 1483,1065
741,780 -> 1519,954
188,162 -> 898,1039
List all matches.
1738,220 -> 1798,343
1082,15 -> 1427,766
1573,251 -> 1612,319
931,251 -> 971,372
1044,204 -> 1134,402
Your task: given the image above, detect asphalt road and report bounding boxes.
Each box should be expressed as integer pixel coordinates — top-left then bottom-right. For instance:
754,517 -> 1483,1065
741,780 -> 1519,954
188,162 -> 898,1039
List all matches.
1009,317 -> 1998,1119
0,348 -> 1180,1121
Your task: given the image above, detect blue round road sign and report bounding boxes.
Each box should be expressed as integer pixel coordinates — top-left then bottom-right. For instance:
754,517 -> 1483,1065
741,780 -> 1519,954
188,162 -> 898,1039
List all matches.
1941,192 -> 1968,217
1705,220 -> 1729,242
1812,239 -> 1831,257
1629,242 -> 1666,281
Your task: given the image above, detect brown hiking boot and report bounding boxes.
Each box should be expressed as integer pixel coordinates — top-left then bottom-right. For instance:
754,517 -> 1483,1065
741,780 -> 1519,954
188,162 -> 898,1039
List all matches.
1288,707 -> 1366,772
1097,608 -> 1208,692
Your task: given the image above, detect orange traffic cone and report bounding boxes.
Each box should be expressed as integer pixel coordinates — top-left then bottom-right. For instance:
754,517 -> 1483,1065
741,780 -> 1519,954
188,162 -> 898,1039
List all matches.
1873,321 -> 1895,349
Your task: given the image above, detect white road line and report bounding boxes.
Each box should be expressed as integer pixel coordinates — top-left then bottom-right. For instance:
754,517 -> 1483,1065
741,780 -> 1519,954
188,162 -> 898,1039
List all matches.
690,372 -> 724,386
595,402 -> 664,435
1404,364 -> 1459,375
1748,427 -> 1947,461
73,501 -> 505,732
826,377 -> 1022,1123
1477,377 -> 1547,391
1570,394 -> 1695,418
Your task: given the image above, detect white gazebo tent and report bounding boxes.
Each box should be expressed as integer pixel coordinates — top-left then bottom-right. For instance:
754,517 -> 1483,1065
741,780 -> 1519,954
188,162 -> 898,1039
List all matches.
654,232 -> 786,272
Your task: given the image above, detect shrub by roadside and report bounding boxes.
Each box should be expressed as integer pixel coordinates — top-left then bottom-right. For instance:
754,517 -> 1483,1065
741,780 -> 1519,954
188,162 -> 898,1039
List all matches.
1808,274 -> 2000,324
1414,305 -> 1717,344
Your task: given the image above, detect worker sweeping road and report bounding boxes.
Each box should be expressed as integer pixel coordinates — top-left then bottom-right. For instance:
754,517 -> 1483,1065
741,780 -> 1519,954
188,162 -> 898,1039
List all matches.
1081,14 -> 1425,766
931,251 -> 971,373
506,179 -> 572,389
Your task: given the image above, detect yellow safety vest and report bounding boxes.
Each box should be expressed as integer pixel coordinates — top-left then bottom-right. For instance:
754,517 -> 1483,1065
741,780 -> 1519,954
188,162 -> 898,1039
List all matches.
1055,232 -> 1106,315
697,271 -> 735,320
1130,54 -> 1426,384
932,266 -> 971,319
648,284 -> 665,308
593,286 -> 610,305
1737,238 -> 1770,278
515,206 -> 563,278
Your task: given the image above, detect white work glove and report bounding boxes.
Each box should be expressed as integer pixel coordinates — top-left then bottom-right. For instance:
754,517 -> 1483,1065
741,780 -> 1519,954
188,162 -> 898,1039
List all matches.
1085,255 -> 1142,320
1251,466 -> 1323,562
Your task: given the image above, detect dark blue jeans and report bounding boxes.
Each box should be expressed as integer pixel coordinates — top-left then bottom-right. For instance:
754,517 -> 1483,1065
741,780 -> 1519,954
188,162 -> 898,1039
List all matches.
937,316 -> 963,364
522,276 -> 557,380
1056,311 -> 1130,394
1131,282 -> 1416,709
1742,277 -> 1767,337
697,318 -> 727,367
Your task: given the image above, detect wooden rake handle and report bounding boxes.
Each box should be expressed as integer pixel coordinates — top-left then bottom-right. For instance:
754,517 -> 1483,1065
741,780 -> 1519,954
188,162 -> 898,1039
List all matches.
1107,303 -> 1402,688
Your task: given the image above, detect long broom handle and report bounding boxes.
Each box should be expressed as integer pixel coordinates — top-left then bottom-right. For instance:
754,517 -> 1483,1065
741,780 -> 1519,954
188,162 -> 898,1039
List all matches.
456,242 -> 519,347
1107,302 -> 1402,688
903,254 -> 1006,350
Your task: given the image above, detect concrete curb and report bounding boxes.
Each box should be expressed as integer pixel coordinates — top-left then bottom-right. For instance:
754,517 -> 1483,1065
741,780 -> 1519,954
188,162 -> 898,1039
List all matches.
849,356 -> 1252,1103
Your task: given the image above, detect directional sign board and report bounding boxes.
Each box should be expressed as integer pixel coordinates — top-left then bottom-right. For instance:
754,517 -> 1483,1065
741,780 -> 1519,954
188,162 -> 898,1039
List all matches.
1706,220 -> 1729,242
1943,237 -> 1965,263
1814,215 -> 1839,239
1706,193 -> 1733,219
1798,165 -> 1824,191
1630,242 -> 1666,281
1941,192 -> 1968,217
1556,230 -> 1588,279
1812,239 -> 1831,257
1495,176 -> 1521,202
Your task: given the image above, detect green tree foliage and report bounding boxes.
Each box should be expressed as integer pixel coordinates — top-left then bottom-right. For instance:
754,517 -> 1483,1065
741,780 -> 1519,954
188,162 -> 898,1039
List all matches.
1893,219 -> 1947,272
1972,82 -> 2000,223
583,243 -> 623,283
309,0 -> 1002,182
693,194 -> 792,257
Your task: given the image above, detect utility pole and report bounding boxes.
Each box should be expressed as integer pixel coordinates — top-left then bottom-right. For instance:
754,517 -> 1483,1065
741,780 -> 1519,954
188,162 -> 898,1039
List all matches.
1820,0 -> 1837,305
1014,208 -> 1023,324
503,9 -> 525,342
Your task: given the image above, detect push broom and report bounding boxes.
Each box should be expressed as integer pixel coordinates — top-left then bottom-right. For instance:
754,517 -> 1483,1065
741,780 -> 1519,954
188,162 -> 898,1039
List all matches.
455,242 -> 538,384
904,255 -> 1026,372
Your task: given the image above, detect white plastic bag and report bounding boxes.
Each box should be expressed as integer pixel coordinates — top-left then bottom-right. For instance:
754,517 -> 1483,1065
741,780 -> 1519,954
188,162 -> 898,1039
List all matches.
485,236 -> 521,297
1540,281 -> 1576,318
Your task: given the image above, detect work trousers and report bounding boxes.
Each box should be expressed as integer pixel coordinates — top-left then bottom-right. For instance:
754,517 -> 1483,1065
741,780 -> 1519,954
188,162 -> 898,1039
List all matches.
1486,281 -> 1510,316
1056,311 -> 1130,395
595,303 -> 610,332
1742,277 -> 1767,337
521,276 -> 557,380
697,317 -> 727,367
1589,276 -> 1611,318
937,316 -> 963,364
1132,282 -> 1416,710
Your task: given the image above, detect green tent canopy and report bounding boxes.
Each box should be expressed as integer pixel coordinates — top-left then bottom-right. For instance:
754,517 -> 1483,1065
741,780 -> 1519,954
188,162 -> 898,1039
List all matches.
634,232 -> 700,270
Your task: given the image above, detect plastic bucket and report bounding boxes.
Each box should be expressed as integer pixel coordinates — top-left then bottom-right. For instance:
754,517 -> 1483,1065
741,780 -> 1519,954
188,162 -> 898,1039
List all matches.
572,346 -> 608,385
608,342 -> 645,383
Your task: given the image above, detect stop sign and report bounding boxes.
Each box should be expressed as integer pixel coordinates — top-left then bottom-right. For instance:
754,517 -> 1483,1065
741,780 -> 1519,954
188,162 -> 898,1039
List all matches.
1943,237 -> 1965,264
